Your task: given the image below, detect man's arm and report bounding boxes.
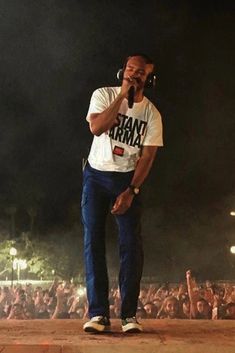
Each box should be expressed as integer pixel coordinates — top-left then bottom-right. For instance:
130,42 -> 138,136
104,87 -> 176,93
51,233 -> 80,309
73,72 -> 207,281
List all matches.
88,78 -> 138,136
111,145 -> 158,215
51,285 -> 67,319
186,270 -> 200,319
88,94 -> 124,136
128,145 -> 158,188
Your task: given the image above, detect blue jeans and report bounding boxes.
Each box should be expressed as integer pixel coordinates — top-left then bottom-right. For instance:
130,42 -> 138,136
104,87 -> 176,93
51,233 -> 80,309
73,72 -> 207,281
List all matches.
81,163 -> 143,319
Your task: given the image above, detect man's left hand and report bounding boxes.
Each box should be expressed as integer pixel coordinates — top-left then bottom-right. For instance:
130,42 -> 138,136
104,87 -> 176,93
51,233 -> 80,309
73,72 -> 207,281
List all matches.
111,189 -> 134,215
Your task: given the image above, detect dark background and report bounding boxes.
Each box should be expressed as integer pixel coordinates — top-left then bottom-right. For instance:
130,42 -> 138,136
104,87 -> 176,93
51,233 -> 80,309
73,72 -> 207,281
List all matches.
0,0 -> 234,281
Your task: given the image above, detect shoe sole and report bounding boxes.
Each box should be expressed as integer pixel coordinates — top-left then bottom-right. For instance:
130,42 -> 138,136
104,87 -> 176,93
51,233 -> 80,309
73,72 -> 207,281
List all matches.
83,325 -> 111,333
122,323 -> 143,333
122,327 -> 142,333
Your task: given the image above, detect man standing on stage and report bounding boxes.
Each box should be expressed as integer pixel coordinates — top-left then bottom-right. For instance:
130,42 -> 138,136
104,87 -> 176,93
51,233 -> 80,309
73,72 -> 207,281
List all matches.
81,54 -> 163,333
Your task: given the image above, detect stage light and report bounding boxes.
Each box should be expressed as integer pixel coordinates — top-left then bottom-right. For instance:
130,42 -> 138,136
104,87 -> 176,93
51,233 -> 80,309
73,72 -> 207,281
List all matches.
9,247 -> 17,287
9,247 -> 17,256
230,246 -> 235,254
13,259 -> 27,281
77,286 -> 86,296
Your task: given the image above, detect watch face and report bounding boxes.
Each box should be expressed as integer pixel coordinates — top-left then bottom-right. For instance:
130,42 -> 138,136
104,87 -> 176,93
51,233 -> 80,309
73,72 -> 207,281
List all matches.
129,185 -> 140,195
134,187 -> 140,195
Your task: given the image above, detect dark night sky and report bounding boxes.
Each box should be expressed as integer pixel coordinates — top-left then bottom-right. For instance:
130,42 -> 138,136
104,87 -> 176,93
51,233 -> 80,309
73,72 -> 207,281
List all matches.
0,0 -> 234,279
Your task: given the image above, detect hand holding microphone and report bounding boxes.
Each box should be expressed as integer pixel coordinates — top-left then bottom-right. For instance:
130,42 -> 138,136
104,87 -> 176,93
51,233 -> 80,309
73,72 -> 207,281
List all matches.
120,75 -> 138,109
126,76 -> 137,109
128,85 -> 135,109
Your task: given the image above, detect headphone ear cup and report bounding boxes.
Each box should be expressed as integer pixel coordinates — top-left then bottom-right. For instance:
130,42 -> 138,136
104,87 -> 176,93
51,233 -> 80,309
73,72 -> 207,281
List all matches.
117,68 -> 124,81
145,73 -> 157,88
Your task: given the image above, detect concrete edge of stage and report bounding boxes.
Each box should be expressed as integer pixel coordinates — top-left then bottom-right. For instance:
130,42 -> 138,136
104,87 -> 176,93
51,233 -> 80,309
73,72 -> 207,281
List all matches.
0,319 -> 235,353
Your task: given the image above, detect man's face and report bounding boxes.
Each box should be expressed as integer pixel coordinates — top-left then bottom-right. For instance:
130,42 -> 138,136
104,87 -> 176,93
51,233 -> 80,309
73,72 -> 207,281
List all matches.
227,306 -> 235,318
124,56 -> 154,91
165,300 -> 178,318
144,303 -> 153,315
183,301 -> 190,313
197,300 -> 209,314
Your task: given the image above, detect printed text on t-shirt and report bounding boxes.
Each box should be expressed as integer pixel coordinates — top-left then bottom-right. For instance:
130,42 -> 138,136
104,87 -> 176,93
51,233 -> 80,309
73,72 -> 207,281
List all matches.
109,113 -> 147,148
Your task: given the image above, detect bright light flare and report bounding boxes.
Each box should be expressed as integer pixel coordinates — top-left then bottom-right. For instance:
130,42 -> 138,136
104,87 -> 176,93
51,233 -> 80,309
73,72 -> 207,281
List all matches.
13,259 -> 27,270
230,246 -> 235,254
230,211 -> 235,216
9,247 -> 17,256
77,286 -> 86,296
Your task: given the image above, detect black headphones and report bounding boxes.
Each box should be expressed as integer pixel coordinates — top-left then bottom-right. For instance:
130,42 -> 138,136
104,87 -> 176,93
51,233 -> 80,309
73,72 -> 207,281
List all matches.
116,54 -> 157,88
117,69 -> 156,88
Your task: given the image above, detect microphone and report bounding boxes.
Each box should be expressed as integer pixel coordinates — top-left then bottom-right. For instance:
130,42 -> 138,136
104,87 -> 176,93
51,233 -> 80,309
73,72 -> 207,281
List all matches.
128,86 -> 135,109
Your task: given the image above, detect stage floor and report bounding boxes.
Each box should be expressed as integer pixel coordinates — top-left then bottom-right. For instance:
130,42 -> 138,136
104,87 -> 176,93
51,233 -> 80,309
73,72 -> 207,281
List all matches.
1,319 -> 235,353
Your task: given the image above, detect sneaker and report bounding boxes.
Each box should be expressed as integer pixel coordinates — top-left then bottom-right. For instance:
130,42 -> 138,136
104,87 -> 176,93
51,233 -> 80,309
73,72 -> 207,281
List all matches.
83,316 -> 111,333
121,317 -> 143,333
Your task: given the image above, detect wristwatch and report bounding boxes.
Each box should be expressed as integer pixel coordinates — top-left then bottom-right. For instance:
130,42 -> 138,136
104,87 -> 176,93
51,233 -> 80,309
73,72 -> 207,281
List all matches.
128,184 -> 140,195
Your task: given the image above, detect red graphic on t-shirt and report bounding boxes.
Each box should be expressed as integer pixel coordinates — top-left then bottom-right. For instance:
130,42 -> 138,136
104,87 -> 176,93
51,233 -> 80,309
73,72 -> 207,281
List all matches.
113,145 -> 124,156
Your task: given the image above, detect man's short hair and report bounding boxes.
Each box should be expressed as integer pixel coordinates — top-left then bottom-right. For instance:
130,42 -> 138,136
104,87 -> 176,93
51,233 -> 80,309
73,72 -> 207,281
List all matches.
123,53 -> 154,68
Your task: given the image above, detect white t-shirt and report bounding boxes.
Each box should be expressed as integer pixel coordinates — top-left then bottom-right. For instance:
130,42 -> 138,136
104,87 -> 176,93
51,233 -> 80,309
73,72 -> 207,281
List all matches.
86,87 -> 163,172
